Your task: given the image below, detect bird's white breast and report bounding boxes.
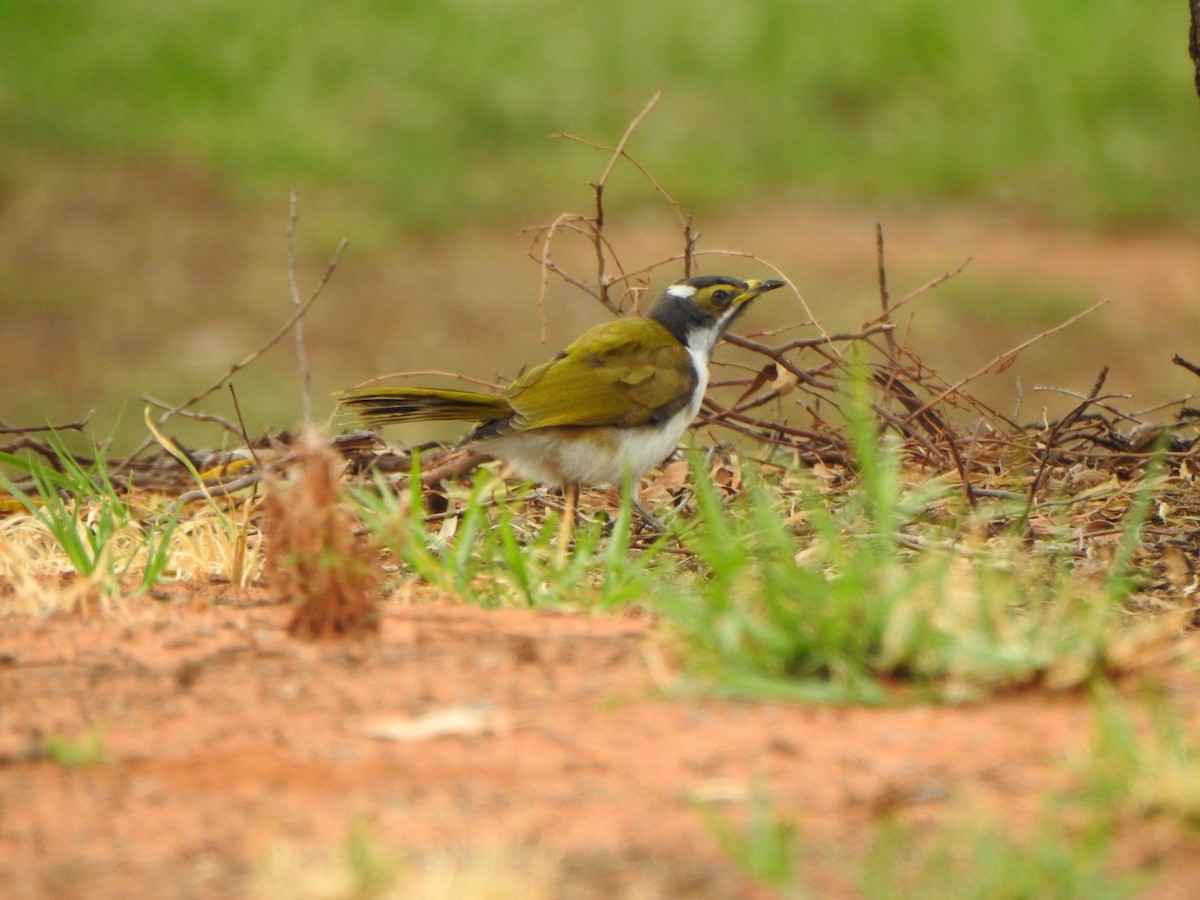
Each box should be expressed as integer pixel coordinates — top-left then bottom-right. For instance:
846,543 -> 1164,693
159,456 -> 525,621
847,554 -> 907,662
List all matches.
477,331 -> 716,488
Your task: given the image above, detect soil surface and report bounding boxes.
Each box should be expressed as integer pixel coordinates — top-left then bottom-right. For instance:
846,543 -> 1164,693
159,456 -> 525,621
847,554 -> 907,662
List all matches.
3,583 -> 1200,898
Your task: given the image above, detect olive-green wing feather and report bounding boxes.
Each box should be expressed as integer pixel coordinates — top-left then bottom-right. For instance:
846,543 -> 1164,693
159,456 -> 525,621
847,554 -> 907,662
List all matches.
504,318 -> 695,429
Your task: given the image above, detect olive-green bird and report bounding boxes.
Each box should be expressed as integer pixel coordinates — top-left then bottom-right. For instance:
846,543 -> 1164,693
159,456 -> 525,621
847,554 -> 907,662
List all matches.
339,275 -> 784,531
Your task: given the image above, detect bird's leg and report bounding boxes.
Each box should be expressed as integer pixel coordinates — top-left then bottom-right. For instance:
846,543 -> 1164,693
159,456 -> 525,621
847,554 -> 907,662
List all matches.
617,471 -> 666,536
556,481 -> 580,559
631,496 -> 667,535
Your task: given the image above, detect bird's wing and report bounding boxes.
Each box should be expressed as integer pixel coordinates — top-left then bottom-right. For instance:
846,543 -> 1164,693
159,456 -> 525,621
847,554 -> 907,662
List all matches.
505,319 -> 696,429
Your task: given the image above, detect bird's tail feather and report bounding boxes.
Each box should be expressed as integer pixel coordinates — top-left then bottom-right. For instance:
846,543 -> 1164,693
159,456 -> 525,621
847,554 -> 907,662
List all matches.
338,387 -> 512,426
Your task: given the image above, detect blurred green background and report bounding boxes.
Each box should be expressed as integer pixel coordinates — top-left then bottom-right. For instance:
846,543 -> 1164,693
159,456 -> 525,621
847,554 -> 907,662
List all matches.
2,0 -> 1199,451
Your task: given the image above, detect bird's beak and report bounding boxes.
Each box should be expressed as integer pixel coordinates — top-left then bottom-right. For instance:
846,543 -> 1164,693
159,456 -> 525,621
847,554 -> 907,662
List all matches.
737,279 -> 786,304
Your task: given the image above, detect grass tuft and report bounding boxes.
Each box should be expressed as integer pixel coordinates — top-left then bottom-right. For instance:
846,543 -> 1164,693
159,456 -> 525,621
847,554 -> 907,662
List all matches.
698,783 -> 803,897
43,727 -> 106,768
1083,684 -> 1200,831
0,434 -> 180,603
352,454 -> 666,609
858,811 -> 1144,900
657,372 -> 1173,703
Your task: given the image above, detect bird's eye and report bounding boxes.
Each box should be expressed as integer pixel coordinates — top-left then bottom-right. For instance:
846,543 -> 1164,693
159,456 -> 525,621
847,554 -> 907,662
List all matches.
711,289 -> 731,306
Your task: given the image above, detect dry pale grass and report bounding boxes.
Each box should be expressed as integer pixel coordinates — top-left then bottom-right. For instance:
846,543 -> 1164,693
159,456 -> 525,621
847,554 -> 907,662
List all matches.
167,501 -> 265,586
0,522 -> 109,617
251,840 -> 559,900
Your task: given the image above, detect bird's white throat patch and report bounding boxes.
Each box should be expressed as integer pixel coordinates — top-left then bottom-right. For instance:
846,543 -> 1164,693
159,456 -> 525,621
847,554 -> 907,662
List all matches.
685,323 -> 720,362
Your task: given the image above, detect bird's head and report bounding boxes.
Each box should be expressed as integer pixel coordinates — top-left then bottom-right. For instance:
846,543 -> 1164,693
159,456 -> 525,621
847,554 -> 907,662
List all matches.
647,275 -> 785,355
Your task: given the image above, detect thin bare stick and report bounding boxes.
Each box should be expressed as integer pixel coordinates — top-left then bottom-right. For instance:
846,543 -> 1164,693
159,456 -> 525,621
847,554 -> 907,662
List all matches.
596,91 -> 662,189
1021,367 -> 1110,523
774,323 -> 895,353
0,437 -> 72,469
175,472 -> 263,507
1030,386 -> 1132,403
228,384 -> 263,471
876,223 -> 898,360
141,396 -> 244,441
591,200 -> 609,308
1172,353 -> 1200,380
1191,0 -> 1200,100
683,215 -> 698,278
528,213 -> 603,341
286,191 -> 313,422
553,114 -> 689,234
541,91 -> 711,322
534,97 -> 665,321
590,91 -> 662,308
158,237 -> 348,424
904,299 -> 1109,421
747,321 -> 818,339
0,412 -> 93,435
1131,396 -> 1194,418
116,232 -> 348,475
859,257 -> 972,332
1029,386 -> 1147,428
721,334 -> 833,388
347,369 -> 505,391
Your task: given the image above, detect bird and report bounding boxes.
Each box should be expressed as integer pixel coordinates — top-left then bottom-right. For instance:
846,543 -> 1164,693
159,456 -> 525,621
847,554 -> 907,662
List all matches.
339,274 -> 785,543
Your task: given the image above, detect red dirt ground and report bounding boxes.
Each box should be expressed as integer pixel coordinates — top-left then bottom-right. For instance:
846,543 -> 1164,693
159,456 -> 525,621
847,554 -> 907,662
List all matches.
3,582 -> 1200,898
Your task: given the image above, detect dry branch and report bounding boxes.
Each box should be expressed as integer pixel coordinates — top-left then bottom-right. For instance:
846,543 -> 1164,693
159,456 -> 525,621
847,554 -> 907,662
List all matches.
901,298 -> 1109,424
286,191 -> 313,423
0,413 -> 93,436
163,239 -> 346,425
1191,0 -> 1200,99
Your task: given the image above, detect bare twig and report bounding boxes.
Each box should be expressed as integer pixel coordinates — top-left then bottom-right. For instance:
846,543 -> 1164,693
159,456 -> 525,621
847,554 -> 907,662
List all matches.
773,323 -> 896,353
228,384 -> 263,471
1029,386 -> 1142,429
116,233 -> 347,476
159,238 -> 347,425
528,213 -> 607,341
0,437 -> 71,470
141,396 -> 244,442
174,471 -> 263,507
536,91 -> 731,326
552,89 -> 689,235
286,191 -> 313,422
1131,396 -> 1194,418
1190,0 -> 1200,99
721,334 -> 835,389
903,299 -> 1109,422
0,412 -> 93,435
346,369 -> 504,392
1022,367 -> 1110,523
875,372 -> 948,442
683,215 -> 699,278
581,91 -> 662,311
876,223 -> 898,360
859,257 -> 972,332
1172,353 -> 1200,380
943,427 -> 978,510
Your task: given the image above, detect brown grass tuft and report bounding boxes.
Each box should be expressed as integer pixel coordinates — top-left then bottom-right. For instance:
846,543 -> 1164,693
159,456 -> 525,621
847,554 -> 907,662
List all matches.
263,428 -> 381,639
